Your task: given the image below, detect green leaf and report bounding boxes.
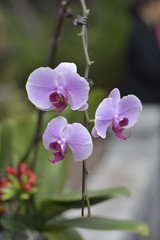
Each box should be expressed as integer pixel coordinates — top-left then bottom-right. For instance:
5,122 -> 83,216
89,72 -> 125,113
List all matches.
41,187 -> 129,219
1,188 -> 15,200
0,214 -> 27,232
0,120 -> 13,174
12,116 -> 36,166
34,141 -> 70,205
43,216 -> 149,237
0,116 -> 36,171
43,228 -> 83,240
59,186 -> 130,201
7,174 -> 20,188
19,193 -> 30,200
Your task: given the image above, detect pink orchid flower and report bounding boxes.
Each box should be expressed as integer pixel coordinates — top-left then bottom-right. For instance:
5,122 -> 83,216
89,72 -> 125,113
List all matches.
92,88 -> 142,140
26,62 -> 89,113
43,116 -> 93,163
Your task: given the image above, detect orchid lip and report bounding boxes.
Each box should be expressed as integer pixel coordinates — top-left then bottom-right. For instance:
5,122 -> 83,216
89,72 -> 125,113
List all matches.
112,117 -> 129,140
49,152 -> 64,163
49,90 -> 68,113
119,118 -> 129,127
48,140 -> 67,163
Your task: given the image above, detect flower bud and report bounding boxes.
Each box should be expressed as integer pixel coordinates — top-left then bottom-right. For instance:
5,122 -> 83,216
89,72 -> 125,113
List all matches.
5,166 -> 17,176
23,183 -> 32,192
19,163 -> 27,174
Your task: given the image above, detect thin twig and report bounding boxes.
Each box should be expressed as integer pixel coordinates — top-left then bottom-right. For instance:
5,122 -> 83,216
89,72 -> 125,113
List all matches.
47,0 -> 72,68
80,0 -> 93,219
20,0 -> 72,166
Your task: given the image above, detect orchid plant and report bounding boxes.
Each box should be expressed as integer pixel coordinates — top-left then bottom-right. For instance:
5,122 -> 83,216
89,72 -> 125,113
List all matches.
0,0 -> 149,239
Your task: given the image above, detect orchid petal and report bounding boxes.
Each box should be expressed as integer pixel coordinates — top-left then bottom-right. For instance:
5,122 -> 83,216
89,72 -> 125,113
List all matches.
91,127 -> 100,138
64,123 -> 93,161
95,98 -> 115,121
94,120 -> 111,138
42,117 -> 67,149
108,88 -> 120,108
118,95 -> 142,128
55,62 -> 77,73
26,67 -> 58,110
92,98 -> 115,138
59,71 -> 89,110
77,103 -> 88,111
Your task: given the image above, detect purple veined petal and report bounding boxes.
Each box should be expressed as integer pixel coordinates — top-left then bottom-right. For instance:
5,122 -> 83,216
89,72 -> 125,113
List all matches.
77,103 -> 88,111
108,88 -> 121,106
26,67 -> 58,110
91,127 -> 99,138
55,62 -> 77,73
49,152 -> 64,163
63,123 -> 93,161
51,69 -> 89,111
42,116 -> 67,149
95,98 -> 116,121
94,119 -> 111,139
92,98 -> 116,138
59,71 -> 89,111
118,95 -> 142,128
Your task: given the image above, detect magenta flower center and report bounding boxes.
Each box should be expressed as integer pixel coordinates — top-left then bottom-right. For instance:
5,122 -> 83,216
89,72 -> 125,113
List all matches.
118,118 -> 129,128
48,139 -> 67,163
49,90 -> 68,113
112,117 -> 129,140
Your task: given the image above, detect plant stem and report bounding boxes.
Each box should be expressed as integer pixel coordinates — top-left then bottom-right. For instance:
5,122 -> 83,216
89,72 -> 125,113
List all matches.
20,0 -> 72,166
47,0 -> 72,68
80,0 -> 93,219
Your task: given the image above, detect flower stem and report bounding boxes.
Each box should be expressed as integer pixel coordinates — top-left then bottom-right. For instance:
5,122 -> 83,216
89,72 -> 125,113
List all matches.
82,160 -> 91,218
79,0 -> 93,218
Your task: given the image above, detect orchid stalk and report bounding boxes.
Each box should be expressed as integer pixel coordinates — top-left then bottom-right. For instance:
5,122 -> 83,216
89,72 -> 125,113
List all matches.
79,0 -> 93,218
